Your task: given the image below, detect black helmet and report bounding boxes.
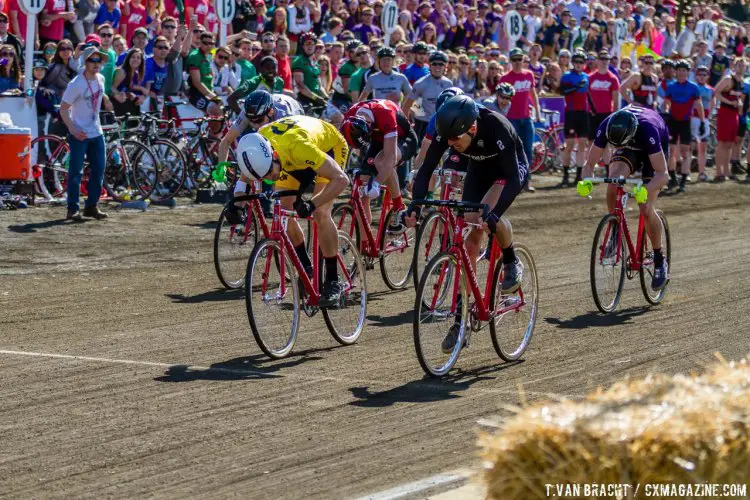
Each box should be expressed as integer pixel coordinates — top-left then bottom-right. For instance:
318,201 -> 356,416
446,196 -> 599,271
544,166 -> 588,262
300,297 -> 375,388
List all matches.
660,58 -> 675,68
429,50 -> 448,63
436,95 -> 479,139
299,32 -> 317,45
412,41 -> 429,54
436,87 -> 464,112
496,82 -> 516,98
345,39 -> 362,53
606,109 -> 638,146
377,46 -> 396,59
572,49 -> 586,62
244,90 -> 274,120
675,59 -> 691,70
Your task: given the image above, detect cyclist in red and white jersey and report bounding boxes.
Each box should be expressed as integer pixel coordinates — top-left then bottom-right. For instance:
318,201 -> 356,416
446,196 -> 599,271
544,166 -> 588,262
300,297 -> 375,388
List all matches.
341,98 -> 419,233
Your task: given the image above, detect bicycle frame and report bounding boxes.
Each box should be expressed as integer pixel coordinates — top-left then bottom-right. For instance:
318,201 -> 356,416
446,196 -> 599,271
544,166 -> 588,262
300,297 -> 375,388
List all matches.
415,200 -> 528,323
419,169 -> 464,261
263,198 -> 356,307
346,171 -> 408,258
231,182 -> 273,241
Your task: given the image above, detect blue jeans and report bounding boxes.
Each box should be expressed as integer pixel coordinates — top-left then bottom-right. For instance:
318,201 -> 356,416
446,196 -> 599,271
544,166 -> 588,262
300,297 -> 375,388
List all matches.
510,118 -> 534,181
67,134 -> 106,212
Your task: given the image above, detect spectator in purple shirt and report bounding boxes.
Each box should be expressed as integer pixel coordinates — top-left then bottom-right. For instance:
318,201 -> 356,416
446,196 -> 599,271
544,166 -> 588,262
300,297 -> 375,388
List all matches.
414,2 -> 431,33
463,7 -> 482,48
352,6 -> 382,43
427,0 -> 452,44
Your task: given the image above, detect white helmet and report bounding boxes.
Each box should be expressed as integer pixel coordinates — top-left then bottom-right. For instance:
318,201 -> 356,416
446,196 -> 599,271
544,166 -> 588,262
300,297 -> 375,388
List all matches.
236,133 -> 274,180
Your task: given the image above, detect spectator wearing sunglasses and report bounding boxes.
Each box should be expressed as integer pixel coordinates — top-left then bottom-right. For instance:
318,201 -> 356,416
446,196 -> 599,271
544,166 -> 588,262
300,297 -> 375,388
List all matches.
60,46 -> 114,221
159,23 -> 191,97
253,32 -> 276,71
187,31 -> 223,119
351,7 -> 382,44
235,38 -> 258,81
0,13 -> 22,66
96,24 -> 117,94
143,35 -> 170,98
211,46 -> 238,97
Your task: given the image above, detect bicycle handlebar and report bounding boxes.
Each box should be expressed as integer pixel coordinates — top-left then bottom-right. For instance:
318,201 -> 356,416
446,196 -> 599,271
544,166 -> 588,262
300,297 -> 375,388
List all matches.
231,189 -> 301,204
408,199 -> 489,218
584,176 -> 643,187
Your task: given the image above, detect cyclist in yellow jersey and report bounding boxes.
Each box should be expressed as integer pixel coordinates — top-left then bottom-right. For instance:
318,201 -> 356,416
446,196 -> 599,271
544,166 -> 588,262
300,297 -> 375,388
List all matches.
236,115 -> 350,307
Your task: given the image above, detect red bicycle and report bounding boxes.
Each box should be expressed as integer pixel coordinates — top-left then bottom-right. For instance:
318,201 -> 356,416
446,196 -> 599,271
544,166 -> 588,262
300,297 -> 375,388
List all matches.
411,200 -> 538,377
331,169 -> 415,290
244,190 -> 367,359
587,176 -> 671,313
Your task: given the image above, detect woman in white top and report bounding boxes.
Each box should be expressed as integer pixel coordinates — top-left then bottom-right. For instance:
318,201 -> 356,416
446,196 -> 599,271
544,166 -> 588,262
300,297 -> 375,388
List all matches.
212,46 -> 238,97
59,46 -> 114,221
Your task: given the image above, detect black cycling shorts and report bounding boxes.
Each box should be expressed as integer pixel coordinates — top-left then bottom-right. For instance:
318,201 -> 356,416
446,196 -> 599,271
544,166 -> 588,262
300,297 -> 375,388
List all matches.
462,157 -> 527,219
668,118 -> 691,144
564,110 -> 590,139
589,113 -> 609,140
611,143 -> 668,181
362,129 -> 419,173
188,89 -> 211,111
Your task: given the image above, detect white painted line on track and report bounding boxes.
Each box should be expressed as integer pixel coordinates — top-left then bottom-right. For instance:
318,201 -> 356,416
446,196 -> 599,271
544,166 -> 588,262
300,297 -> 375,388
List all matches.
353,469 -> 474,500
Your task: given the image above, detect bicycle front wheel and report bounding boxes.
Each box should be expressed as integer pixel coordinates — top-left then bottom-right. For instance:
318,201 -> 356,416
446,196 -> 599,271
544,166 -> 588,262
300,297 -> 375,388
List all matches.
639,209 -> 671,305
489,244 -> 538,362
149,138 -> 187,200
322,232 -> 367,345
413,252 -> 467,377
331,202 -> 361,250
590,214 -> 627,313
245,239 -> 300,359
379,209 -> 415,290
214,206 -> 259,289
31,135 -> 69,198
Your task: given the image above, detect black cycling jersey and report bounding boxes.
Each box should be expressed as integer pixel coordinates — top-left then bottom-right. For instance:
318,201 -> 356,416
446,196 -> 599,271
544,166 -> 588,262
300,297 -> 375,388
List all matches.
413,106 -> 529,218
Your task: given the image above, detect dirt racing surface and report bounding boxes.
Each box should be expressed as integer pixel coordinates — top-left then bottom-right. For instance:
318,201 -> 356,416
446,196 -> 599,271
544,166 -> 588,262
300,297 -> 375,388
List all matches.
1,181 -> 749,499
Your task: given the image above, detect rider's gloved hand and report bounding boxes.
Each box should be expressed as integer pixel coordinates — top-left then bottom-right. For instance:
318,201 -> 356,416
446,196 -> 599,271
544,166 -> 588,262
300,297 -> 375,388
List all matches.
633,185 -> 648,205
359,178 -> 381,198
577,179 -> 593,197
293,198 -> 316,218
313,95 -> 328,107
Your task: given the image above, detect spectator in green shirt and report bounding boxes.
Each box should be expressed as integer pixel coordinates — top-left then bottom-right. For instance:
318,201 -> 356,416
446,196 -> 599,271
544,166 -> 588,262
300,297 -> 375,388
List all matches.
187,31 -> 222,133
96,23 -> 117,94
227,56 -> 292,114
235,38 -> 258,82
292,32 -> 327,108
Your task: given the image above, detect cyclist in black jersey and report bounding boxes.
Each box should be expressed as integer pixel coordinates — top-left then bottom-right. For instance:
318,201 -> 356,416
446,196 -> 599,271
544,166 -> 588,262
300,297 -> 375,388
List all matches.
405,96 -> 529,351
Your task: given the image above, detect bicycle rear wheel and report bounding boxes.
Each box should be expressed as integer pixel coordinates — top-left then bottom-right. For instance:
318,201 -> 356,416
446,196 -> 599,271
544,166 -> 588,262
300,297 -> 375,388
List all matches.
322,232 -> 367,345
530,137 -> 548,174
124,140 -> 159,199
31,135 -> 69,198
489,244 -> 538,362
412,211 -> 450,291
149,138 -> 187,200
245,239 -> 300,359
379,209 -> 415,290
413,252 -> 467,377
214,206 -> 259,289
639,210 -> 671,305
590,214 -> 627,313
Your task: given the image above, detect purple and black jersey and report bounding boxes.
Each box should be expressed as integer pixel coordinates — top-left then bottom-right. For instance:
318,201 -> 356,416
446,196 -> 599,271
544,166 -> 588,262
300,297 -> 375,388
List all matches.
593,106 -> 669,154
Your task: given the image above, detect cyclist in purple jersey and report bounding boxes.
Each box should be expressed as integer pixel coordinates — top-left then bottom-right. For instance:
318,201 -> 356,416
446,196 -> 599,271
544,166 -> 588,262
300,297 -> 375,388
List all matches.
581,106 -> 670,290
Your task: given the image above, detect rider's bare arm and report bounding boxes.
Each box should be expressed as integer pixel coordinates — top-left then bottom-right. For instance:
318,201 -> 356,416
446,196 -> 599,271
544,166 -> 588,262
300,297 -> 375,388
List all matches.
374,135 -> 400,183
583,144 -> 605,179
310,157 -> 350,207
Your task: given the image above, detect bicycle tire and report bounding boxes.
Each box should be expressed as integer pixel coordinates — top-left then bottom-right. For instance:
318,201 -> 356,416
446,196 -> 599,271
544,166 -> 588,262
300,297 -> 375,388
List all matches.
412,211 -> 450,291
530,136 -> 548,174
413,251 -> 467,377
639,209 -> 671,305
149,138 -> 187,200
245,238 -> 300,359
30,135 -> 69,198
322,232 -> 368,345
590,214 -> 627,313
379,209 -> 414,290
489,244 -> 538,362
126,139 -> 160,200
214,206 -> 260,289
331,202 -> 361,250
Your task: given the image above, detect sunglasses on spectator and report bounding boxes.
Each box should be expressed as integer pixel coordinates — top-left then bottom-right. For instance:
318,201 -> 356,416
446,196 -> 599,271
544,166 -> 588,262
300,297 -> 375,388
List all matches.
163,24 -> 176,29
60,46 -> 73,51
0,19 -> 8,24
155,44 -> 169,50
216,54 -> 228,60
510,57 -> 522,62
193,29 -> 205,34
0,51 -> 13,57
262,38 -> 275,43
100,32 -> 114,37
460,61 -> 469,65
202,40 -> 214,46
88,57 -> 103,63
644,60 -> 654,65
430,62 -> 445,66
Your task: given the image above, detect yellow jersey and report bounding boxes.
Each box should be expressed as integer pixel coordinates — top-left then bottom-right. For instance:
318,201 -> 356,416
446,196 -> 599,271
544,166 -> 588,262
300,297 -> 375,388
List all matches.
258,116 -> 348,186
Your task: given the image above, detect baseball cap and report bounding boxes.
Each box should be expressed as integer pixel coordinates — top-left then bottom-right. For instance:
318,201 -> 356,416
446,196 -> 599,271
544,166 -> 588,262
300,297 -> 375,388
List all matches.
85,33 -> 102,45
33,58 -> 48,69
132,27 -> 149,40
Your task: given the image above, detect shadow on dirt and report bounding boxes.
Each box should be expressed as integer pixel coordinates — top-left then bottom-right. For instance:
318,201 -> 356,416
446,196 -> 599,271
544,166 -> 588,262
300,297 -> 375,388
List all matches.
166,288 -> 244,303
545,306 -> 649,329
8,219 -> 76,233
154,353 -> 323,382
184,221 -> 218,230
367,309 -> 413,327
348,361 -> 522,407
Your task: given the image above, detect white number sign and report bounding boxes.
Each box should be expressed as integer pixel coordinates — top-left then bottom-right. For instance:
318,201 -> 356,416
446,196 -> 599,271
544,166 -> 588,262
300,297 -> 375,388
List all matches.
216,0 -> 235,24
504,10 -> 523,44
382,0 -> 399,34
19,0 -> 44,16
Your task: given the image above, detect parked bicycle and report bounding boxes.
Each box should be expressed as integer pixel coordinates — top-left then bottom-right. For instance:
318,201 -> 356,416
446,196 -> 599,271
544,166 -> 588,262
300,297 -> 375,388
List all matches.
586,176 -> 671,313
411,199 -> 538,377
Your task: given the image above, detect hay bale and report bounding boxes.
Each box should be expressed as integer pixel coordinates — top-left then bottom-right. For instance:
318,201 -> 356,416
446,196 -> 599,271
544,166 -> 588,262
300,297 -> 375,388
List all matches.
479,358 -> 750,499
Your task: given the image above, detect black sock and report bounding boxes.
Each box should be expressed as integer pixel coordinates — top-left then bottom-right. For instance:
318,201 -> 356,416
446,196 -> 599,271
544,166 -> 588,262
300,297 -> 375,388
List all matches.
502,244 -> 516,265
295,244 -> 312,271
653,247 -> 664,267
575,166 -> 582,179
324,256 -> 338,282
680,173 -> 688,185
669,170 -> 677,181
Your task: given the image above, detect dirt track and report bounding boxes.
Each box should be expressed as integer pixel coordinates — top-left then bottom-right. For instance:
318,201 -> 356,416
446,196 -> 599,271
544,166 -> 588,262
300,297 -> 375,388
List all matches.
1,180 -> 749,499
